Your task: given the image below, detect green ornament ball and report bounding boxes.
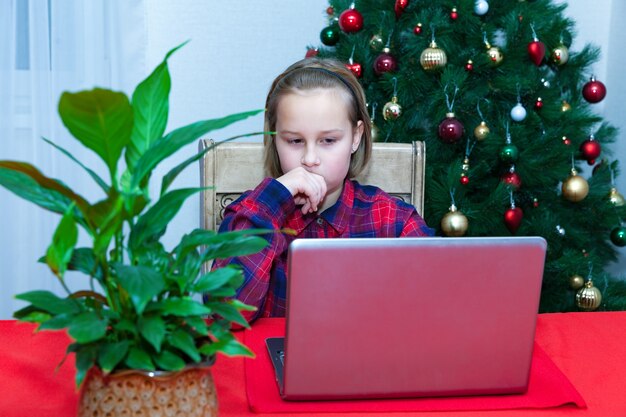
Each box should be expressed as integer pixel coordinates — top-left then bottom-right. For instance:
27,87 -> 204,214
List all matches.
499,144 -> 519,163
320,25 -> 340,46
610,226 -> 626,247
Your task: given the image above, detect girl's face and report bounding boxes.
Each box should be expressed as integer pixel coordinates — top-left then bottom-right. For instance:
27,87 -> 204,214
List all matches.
275,89 -> 363,207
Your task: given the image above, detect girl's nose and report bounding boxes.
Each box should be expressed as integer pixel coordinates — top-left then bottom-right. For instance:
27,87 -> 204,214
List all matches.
301,145 -> 320,166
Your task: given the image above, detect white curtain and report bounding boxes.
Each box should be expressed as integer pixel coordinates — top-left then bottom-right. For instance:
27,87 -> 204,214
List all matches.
0,0 -> 146,319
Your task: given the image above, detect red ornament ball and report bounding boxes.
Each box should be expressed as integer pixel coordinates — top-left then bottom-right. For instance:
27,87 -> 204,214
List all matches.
345,62 -> 362,78
582,77 -> 607,103
395,0 -> 409,19
414,23 -> 423,35
326,6 -> 334,15
373,52 -> 397,75
504,207 -> 524,234
535,97 -> 543,110
527,39 -> 546,66
460,175 -> 470,185
465,60 -> 473,71
580,137 -> 601,161
450,7 -> 458,20
339,8 -> 364,33
562,136 -> 571,146
501,171 -> 522,189
438,113 -> 464,144
305,48 -> 319,58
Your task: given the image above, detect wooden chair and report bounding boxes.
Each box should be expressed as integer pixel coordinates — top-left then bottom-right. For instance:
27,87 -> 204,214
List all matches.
199,140 -> 426,232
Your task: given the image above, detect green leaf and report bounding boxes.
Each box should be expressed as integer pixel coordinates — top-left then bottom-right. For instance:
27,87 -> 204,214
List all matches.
130,109 -> 263,189
138,315 -> 166,352
38,312 -> 75,330
229,298 -> 257,312
15,290 -> 81,315
203,236 -> 269,261
199,331 -> 254,358
193,267 -> 242,293
125,44 -> 180,170
154,349 -> 186,372
113,318 -> 138,336
74,344 -> 98,387
113,264 -> 165,315
46,203 -> 78,278
149,297 -> 212,316
169,329 -> 201,362
206,301 -> 249,328
184,316 -> 209,336
0,162 -> 89,224
98,340 -> 130,373
58,88 -> 133,180
41,137 -> 109,193
13,306 -> 51,323
160,131 -> 265,195
92,196 -> 124,256
67,248 -> 102,281
68,311 -> 108,343
125,346 -> 155,371
128,187 -> 202,252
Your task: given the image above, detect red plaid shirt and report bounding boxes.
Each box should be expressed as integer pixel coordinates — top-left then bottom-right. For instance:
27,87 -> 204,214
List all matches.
213,177 -> 433,322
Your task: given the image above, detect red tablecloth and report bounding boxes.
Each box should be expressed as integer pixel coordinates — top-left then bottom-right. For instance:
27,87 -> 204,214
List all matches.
1,312 -> 626,417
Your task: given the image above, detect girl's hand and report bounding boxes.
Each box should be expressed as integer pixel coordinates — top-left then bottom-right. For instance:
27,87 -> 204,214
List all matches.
276,167 -> 327,214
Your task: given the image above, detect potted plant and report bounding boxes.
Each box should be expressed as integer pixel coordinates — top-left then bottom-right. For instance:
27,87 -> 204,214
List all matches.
0,44 -> 268,416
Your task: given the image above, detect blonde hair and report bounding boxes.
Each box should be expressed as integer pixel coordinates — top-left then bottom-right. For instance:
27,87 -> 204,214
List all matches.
263,57 -> 372,178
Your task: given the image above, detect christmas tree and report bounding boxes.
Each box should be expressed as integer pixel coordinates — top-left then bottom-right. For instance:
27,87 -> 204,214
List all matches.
309,0 -> 626,312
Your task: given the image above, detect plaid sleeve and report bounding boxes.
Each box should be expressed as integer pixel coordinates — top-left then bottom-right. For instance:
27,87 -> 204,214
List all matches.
212,178 -> 295,322
400,211 -> 435,237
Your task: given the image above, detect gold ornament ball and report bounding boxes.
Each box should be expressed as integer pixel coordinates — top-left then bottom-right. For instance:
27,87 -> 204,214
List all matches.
474,121 -> 490,141
569,274 -> 585,290
609,187 -> 626,206
561,100 -> 571,112
486,46 -> 504,66
383,97 -> 402,121
562,172 -> 589,202
576,281 -> 602,311
371,122 -> 380,142
420,41 -> 447,71
441,205 -> 468,237
551,44 -> 569,65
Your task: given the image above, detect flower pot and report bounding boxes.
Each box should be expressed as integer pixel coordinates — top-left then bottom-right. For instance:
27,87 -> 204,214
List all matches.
79,364 -> 218,417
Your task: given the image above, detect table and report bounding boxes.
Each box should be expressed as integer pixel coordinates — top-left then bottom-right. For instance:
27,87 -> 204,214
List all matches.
1,312 -> 626,416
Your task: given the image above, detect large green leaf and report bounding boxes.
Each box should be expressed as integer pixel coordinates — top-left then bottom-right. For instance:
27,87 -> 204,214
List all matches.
126,63 -> 170,169
125,346 -> 155,371
46,203 -> 78,278
193,267 -> 241,293
203,236 -> 269,261
128,187 -> 202,252
41,137 -> 109,193
67,248 -> 102,281
138,315 -> 166,352
15,290 -> 81,315
130,109 -> 263,189
98,340 -> 130,373
58,88 -> 133,179
113,264 -> 165,315
154,349 -> 186,371
73,343 -> 98,387
0,162 -> 90,224
68,311 -> 108,343
205,301 -> 249,328
148,297 -> 212,316
169,329 -> 201,362
199,330 -> 254,357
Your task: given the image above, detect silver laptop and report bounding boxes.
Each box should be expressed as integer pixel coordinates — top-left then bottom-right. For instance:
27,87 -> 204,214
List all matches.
267,236 -> 547,400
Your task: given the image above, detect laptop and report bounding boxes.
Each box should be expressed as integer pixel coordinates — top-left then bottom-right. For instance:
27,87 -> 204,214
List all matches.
266,236 -> 547,400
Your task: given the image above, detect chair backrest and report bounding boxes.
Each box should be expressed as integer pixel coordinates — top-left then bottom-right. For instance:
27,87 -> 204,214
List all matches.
199,140 -> 425,232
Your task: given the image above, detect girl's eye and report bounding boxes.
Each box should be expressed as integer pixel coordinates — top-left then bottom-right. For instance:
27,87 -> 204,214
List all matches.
321,138 -> 337,144
287,138 -> 303,145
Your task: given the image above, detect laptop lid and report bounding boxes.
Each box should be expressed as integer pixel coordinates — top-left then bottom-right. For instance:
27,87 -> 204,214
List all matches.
278,236 -> 547,400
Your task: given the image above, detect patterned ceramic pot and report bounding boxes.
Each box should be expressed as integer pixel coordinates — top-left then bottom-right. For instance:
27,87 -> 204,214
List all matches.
78,362 -> 218,417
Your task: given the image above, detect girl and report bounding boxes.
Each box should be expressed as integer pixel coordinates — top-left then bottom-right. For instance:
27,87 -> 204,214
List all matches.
214,58 -> 433,322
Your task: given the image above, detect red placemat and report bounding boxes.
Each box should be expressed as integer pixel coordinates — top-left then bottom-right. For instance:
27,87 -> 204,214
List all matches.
244,319 -> 585,413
